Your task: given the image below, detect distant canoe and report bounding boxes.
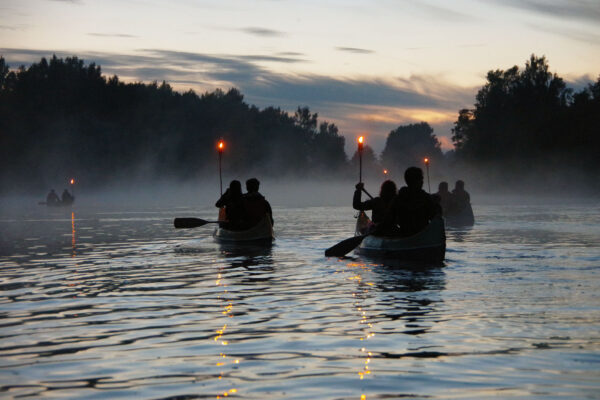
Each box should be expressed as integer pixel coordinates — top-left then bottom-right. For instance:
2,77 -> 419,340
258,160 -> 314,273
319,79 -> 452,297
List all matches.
39,198 -> 75,207
355,212 -> 446,263
213,216 -> 274,244
445,203 -> 474,227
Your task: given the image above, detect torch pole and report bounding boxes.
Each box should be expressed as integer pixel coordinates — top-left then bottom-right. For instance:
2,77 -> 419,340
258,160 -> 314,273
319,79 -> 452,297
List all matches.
358,136 -> 364,184
424,158 -> 431,193
218,150 -> 223,196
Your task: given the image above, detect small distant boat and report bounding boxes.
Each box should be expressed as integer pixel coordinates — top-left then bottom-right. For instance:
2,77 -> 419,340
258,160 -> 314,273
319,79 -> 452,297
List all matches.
213,216 -> 274,244
355,212 -> 446,262
39,198 -> 75,207
445,203 -> 474,227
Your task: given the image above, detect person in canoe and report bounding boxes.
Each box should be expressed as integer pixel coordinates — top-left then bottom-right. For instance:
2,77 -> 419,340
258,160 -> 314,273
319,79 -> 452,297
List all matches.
450,180 -> 471,214
393,167 -> 442,237
46,189 -> 60,206
244,178 -> 274,227
434,181 -> 452,216
61,189 -> 74,205
353,180 -> 397,232
215,180 -> 248,230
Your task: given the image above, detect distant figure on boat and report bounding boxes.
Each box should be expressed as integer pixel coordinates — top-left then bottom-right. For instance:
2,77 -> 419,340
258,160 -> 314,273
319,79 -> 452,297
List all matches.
244,178 -> 273,226
61,189 -> 74,205
353,180 -> 397,225
215,180 -> 248,230
434,181 -> 452,215
451,180 -> 471,214
46,189 -> 60,205
393,167 -> 441,236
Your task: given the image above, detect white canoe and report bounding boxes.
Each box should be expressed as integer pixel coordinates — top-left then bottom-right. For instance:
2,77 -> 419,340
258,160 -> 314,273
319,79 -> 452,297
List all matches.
355,213 -> 446,262
213,216 -> 274,244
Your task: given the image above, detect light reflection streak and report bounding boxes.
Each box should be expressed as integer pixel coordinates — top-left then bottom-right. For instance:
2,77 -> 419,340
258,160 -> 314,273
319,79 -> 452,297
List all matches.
214,270 -> 238,399
71,211 -> 76,257
347,260 -> 376,398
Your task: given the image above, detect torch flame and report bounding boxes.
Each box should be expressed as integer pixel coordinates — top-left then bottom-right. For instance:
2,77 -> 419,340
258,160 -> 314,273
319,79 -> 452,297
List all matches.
218,140 -> 225,151
383,169 -> 388,174
358,136 -> 364,144
424,158 -> 429,164
70,179 -> 75,185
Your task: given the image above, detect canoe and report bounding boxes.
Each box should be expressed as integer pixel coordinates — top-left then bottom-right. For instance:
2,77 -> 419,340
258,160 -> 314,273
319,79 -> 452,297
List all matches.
213,216 -> 274,244
355,212 -> 446,262
445,203 -> 474,227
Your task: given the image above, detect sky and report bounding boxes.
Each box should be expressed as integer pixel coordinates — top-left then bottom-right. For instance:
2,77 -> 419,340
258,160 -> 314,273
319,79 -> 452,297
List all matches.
1,0 -> 599,154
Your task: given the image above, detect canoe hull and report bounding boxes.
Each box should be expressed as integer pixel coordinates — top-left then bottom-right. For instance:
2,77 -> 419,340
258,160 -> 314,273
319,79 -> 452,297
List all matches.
445,203 -> 474,227
213,216 -> 274,244
356,216 -> 446,263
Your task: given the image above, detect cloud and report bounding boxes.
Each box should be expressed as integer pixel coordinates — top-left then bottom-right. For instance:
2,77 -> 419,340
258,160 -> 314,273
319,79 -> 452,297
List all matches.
240,27 -> 286,37
336,47 -> 374,54
409,0 -> 474,22
492,0 -> 600,25
528,23 -> 600,45
88,33 -> 138,38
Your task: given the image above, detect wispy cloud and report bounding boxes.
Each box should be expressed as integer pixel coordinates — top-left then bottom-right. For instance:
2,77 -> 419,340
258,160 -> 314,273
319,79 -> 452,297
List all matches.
529,23 -> 600,46
492,0 -> 600,25
336,47 -> 374,54
240,27 -> 286,37
88,33 -> 138,38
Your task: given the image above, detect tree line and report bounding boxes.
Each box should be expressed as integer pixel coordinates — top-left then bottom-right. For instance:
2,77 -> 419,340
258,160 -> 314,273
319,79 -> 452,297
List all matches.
0,54 -> 598,194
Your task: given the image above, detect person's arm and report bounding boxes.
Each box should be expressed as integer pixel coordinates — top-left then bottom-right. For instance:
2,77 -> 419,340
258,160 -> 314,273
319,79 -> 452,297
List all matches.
353,183 -> 374,210
215,190 -> 228,208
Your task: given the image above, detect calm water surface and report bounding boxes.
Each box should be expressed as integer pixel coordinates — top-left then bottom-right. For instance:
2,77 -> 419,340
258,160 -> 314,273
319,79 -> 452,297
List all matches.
1,200 -> 599,399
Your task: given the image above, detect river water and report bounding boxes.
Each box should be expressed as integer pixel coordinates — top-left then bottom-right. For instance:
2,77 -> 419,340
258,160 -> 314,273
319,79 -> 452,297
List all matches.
1,199 -> 599,399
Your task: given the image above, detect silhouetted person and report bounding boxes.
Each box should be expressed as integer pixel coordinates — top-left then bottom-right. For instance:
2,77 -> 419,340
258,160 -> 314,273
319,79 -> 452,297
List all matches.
215,180 -> 247,230
61,189 -> 74,204
353,180 -> 397,225
243,178 -> 273,226
46,189 -> 59,205
434,181 -> 452,215
393,167 -> 441,236
451,180 -> 471,213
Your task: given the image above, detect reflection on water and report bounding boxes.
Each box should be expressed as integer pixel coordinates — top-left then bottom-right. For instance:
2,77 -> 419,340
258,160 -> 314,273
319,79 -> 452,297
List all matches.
0,203 -> 599,399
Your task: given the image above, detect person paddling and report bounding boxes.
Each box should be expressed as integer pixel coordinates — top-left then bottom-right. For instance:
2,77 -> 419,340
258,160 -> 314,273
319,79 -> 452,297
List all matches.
215,180 -> 247,230
243,178 -> 273,227
46,189 -> 59,205
353,180 -> 397,232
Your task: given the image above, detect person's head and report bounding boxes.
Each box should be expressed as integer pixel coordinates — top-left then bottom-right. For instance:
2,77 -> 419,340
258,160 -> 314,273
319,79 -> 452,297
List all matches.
246,178 -> 260,193
404,167 -> 423,189
228,180 -> 242,197
438,181 -> 448,192
379,180 -> 397,201
455,180 -> 465,190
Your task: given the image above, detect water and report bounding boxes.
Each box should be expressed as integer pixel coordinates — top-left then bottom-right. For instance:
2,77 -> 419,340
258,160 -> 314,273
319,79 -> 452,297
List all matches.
1,200 -> 599,399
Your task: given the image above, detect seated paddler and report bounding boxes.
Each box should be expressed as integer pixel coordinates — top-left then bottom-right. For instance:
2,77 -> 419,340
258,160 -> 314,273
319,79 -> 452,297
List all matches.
243,178 -> 274,227
393,167 -> 442,237
215,180 -> 248,230
353,180 -> 397,233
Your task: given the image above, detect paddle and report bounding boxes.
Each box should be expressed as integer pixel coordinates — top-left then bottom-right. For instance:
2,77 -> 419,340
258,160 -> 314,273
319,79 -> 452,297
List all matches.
174,218 -> 220,229
325,234 -> 368,257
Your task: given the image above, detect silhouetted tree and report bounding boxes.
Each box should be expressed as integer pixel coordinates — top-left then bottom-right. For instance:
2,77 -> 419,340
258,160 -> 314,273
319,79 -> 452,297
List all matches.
380,122 -> 443,174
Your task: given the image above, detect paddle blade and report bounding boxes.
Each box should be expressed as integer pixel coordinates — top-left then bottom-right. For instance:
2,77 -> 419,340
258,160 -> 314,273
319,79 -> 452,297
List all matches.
174,217 -> 212,229
325,235 -> 366,257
